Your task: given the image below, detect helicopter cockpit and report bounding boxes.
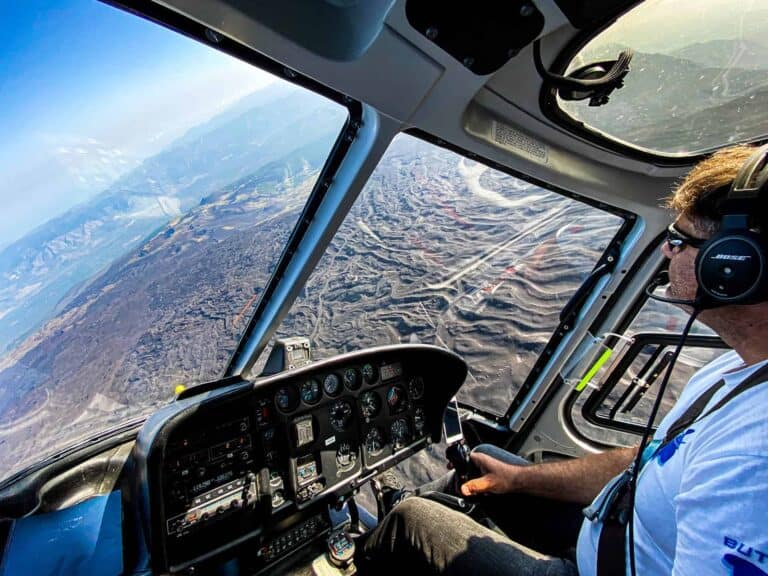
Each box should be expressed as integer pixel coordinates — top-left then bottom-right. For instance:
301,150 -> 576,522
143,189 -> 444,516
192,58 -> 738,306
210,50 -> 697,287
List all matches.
1,0 -> 765,574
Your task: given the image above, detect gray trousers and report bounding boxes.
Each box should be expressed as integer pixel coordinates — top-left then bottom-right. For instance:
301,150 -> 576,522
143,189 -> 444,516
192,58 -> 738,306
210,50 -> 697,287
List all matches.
359,445 -> 581,576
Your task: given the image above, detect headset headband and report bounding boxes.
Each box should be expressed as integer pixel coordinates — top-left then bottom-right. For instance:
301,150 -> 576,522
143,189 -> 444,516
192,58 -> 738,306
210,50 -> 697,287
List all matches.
720,144 -> 768,222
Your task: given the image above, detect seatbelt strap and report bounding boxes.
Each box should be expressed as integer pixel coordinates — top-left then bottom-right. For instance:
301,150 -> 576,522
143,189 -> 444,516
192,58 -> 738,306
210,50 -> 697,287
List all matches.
662,378 -> 727,442
596,472 -> 633,576
596,361 -> 768,576
664,362 -> 768,442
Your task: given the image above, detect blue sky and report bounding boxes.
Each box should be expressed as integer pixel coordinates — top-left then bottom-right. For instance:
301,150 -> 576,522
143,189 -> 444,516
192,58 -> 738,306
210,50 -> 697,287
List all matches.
0,0 -> 274,248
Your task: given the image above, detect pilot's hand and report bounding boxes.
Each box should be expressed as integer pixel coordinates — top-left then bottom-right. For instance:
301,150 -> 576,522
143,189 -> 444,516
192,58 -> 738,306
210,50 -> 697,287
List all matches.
459,452 -> 517,496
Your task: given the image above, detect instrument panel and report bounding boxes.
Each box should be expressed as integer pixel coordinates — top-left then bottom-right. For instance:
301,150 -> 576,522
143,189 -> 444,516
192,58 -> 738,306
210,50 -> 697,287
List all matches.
131,344 -> 466,574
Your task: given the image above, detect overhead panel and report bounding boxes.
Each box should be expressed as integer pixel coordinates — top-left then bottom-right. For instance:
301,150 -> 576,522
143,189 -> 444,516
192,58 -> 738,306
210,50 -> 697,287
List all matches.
405,0 -> 545,75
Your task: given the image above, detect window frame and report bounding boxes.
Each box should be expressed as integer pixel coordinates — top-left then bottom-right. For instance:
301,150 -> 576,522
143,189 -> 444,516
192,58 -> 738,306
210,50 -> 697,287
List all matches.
578,331 -> 728,436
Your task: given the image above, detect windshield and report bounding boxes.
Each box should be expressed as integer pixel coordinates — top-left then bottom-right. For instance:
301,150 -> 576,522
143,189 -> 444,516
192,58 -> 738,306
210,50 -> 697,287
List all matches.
276,135 -> 624,416
0,1 -> 347,482
557,0 -> 768,156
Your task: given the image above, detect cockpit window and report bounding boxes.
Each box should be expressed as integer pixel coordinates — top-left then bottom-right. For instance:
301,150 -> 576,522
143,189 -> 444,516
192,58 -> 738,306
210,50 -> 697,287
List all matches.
276,134 -> 624,417
0,1 -> 347,482
556,0 -> 768,156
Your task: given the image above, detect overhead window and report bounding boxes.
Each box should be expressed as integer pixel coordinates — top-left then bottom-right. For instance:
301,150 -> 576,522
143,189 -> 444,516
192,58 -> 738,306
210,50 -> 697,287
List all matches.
556,0 -> 768,156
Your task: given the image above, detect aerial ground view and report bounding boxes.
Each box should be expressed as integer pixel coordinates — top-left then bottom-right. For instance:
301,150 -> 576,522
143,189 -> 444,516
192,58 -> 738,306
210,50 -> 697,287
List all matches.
1,16 -> 763,483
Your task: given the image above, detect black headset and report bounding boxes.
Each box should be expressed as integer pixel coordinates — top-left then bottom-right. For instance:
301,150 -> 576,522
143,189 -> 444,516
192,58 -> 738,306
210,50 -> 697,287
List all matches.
694,144 -> 768,307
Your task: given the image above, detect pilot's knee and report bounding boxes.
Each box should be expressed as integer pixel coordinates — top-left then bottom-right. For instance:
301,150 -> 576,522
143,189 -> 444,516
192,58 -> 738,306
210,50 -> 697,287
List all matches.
388,495 -> 445,529
391,495 -> 432,517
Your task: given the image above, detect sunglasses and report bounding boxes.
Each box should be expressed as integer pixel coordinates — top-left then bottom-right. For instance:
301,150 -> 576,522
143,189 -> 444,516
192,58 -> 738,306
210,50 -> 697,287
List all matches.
666,222 -> 707,251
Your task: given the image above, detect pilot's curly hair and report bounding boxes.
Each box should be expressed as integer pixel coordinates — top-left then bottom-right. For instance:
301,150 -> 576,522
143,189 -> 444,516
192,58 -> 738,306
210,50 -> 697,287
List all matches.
667,144 -> 762,236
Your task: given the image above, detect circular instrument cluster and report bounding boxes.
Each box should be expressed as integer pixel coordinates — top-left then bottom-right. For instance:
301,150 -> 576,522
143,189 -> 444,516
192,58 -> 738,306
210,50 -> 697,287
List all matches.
323,373 -> 342,396
364,427 -> 385,456
329,399 -> 354,431
300,379 -> 321,405
389,417 -> 412,450
275,385 -> 299,413
359,391 -> 381,420
343,368 -> 361,391
270,362 -> 428,470
386,385 -> 408,414
362,363 -> 377,385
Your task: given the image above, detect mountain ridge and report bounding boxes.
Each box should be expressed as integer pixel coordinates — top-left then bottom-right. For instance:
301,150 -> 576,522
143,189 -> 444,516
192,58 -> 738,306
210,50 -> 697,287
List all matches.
0,84 -> 344,353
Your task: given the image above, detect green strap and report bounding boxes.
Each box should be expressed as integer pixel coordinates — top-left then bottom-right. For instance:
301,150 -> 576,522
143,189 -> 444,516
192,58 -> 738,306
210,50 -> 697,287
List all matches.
575,348 -> 614,392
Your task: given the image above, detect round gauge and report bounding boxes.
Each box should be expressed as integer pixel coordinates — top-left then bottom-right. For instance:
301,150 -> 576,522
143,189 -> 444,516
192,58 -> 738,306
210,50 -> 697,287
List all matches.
390,418 -> 412,449
323,373 -> 342,396
275,385 -> 299,413
386,385 -> 407,413
343,367 -> 361,391
407,376 -> 425,401
300,379 -> 322,405
362,363 -> 378,385
335,441 -> 358,471
365,427 -> 385,456
414,407 -> 426,434
329,399 -> 354,431
360,391 -> 382,420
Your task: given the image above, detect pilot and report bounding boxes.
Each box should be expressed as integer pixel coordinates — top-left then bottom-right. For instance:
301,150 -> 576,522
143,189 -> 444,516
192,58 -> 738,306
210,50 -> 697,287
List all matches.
357,144 -> 768,575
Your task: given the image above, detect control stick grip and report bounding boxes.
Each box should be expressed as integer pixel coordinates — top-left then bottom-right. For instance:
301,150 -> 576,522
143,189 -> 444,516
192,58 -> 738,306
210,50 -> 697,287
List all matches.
445,441 -> 479,483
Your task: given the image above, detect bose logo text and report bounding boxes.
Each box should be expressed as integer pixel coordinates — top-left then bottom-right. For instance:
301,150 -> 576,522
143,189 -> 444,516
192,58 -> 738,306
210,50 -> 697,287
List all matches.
711,254 -> 751,261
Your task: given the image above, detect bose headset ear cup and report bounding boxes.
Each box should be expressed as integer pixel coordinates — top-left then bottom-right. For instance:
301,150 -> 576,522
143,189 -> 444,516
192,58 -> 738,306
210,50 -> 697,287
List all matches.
692,144 -> 768,307
695,230 -> 767,305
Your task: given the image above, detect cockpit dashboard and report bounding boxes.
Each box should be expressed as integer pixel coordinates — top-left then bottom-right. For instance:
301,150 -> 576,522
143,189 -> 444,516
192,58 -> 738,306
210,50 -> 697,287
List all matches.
131,344 -> 466,573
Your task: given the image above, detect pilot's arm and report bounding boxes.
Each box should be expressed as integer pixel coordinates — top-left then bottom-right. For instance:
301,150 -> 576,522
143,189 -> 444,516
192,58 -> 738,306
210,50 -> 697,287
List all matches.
461,446 -> 637,505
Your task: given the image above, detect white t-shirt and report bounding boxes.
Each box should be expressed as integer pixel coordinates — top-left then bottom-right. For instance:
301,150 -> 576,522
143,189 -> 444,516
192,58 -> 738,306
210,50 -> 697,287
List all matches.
577,350 -> 768,575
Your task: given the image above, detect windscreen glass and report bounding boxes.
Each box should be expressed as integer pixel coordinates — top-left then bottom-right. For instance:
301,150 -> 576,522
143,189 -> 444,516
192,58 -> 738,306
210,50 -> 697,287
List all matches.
276,135 -> 624,416
0,1 -> 347,482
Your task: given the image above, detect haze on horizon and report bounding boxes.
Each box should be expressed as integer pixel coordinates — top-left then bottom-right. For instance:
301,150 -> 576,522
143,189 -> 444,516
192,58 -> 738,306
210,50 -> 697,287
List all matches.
0,0 -> 275,248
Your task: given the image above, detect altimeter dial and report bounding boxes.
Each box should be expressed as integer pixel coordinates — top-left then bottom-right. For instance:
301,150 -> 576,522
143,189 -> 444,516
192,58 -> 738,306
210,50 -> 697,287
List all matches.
407,376 -> 425,401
